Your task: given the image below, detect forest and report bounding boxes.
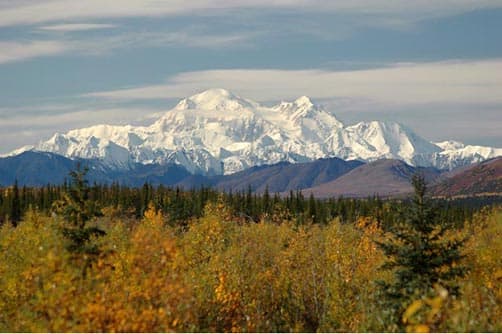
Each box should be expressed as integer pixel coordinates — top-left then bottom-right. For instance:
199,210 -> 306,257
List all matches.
0,168 -> 500,332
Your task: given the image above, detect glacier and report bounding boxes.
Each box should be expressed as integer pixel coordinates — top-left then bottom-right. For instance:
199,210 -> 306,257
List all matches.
8,88 -> 502,175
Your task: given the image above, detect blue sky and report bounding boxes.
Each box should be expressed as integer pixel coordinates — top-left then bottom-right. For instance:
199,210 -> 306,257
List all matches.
1,1 -> 502,154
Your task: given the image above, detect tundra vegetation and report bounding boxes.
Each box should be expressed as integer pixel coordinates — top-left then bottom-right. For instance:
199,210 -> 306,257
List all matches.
0,170 -> 500,332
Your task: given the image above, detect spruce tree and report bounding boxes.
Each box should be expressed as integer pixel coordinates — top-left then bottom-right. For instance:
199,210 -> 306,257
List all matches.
307,193 -> 317,223
52,165 -> 104,255
376,175 -> 467,330
263,185 -> 271,215
11,180 -> 21,226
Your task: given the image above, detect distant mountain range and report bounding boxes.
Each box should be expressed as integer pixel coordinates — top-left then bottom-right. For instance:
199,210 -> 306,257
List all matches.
1,151 -> 500,198
0,151 -> 362,191
4,88 -> 501,175
0,151 -> 193,187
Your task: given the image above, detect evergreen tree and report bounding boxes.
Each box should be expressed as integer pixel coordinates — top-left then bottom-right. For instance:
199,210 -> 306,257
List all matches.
52,165 -> 105,255
11,180 -> 21,226
140,182 -> 151,216
307,193 -> 317,223
263,185 -> 271,215
376,175 -> 467,330
245,185 -> 253,216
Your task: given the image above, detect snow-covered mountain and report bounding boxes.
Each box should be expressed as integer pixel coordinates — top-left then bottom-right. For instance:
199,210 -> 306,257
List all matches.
8,88 -> 502,175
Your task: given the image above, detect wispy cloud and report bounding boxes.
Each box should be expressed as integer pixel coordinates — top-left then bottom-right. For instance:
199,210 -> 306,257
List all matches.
86,59 -> 502,106
0,40 -> 68,64
38,23 -> 117,32
1,1 -> 501,27
2,2 -> 499,64
0,29 -> 253,65
0,106 -> 161,127
82,31 -> 254,52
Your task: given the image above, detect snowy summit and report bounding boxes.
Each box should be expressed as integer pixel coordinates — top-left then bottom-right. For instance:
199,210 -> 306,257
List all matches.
10,89 -> 502,175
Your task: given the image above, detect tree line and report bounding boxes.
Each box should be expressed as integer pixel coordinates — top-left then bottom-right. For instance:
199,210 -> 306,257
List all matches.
0,175 -> 495,229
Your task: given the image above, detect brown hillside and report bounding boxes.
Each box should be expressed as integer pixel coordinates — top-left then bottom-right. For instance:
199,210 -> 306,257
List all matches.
431,157 -> 502,196
301,159 -> 441,198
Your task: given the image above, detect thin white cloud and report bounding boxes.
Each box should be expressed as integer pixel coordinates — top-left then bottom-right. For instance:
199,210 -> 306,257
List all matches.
1,0 -> 502,27
86,59 -> 502,106
0,107 -> 161,127
38,23 -> 117,32
82,31 -> 254,53
0,29 -> 252,64
0,40 -> 68,64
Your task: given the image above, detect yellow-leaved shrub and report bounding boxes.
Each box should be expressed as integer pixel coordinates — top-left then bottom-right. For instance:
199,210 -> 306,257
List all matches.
0,203 -> 500,332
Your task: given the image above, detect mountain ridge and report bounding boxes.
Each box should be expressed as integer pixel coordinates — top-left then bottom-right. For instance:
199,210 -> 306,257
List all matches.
5,88 -> 502,175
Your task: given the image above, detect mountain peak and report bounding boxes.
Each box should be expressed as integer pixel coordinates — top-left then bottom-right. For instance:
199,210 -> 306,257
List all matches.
435,140 -> 465,151
175,88 -> 254,111
274,95 -> 321,115
8,90 -> 501,175
294,95 -> 315,106
192,88 -> 235,99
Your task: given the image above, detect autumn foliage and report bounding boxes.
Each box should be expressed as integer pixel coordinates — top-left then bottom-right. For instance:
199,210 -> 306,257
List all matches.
0,199 -> 500,332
